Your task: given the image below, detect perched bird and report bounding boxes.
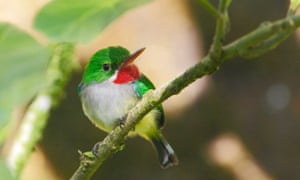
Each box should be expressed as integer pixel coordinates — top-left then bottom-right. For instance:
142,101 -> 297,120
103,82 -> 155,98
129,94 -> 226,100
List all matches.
78,46 -> 178,168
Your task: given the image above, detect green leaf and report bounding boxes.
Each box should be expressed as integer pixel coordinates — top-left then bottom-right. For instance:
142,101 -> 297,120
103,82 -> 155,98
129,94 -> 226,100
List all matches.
0,23 -> 50,141
0,159 -> 14,180
34,0 -> 151,43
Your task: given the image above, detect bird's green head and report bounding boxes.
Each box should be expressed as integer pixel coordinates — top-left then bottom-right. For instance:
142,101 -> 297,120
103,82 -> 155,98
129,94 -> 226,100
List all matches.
82,46 -> 145,84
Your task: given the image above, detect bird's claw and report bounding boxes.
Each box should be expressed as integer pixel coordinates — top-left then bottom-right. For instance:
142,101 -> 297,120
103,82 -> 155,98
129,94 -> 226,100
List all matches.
118,115 -> 135,131
118,115 -> 127,128
92,142 -> 100,156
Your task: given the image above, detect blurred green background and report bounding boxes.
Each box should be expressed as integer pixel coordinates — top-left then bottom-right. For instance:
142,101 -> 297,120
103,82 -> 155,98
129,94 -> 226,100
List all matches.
1,0 -> 300,179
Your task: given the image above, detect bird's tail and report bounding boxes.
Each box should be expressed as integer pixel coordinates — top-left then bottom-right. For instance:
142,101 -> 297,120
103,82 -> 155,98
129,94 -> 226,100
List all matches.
150,134 -> 178,168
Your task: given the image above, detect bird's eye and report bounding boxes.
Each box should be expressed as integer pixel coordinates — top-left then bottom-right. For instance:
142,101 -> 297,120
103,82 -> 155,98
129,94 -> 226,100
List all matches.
102,63 -> 110,71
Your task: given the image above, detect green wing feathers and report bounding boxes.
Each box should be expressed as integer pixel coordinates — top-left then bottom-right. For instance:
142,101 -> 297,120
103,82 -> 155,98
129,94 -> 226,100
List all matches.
133,75 -> 155,98
133,75 -> 165,128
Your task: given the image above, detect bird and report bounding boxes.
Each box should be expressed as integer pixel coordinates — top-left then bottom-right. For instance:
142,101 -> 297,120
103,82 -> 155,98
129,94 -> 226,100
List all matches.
78,46 -> 178,168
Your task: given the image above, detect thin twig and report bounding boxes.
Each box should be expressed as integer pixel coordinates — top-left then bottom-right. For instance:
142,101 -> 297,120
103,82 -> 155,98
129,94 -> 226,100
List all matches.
197,0 -> 222,19
208,0 -> 231,61
222,16 -> 300,60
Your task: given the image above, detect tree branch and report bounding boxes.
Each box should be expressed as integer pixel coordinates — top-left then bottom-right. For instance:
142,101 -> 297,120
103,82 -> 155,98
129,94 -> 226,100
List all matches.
70,14 -> 300,179
222,16 -> 300,60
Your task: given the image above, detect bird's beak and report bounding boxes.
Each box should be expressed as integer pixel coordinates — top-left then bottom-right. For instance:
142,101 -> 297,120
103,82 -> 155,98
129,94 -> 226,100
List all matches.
121,47 -> 146,66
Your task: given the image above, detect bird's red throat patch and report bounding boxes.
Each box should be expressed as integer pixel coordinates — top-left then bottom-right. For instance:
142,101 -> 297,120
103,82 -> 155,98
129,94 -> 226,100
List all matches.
113,64 -> 140,84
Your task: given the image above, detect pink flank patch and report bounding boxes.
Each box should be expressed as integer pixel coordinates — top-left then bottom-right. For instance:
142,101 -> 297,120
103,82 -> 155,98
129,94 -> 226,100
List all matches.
113,64 -> 140,84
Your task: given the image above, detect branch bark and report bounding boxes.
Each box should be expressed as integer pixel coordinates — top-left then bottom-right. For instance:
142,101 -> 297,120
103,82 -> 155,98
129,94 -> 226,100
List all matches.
70,14 -> 300,180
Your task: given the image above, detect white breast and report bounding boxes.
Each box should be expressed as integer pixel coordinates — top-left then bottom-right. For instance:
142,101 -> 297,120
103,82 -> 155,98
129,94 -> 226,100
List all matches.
80,80 -> 138,132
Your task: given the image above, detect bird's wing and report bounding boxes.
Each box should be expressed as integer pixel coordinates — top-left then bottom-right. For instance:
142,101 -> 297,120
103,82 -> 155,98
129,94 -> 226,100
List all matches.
133,74 -> 165,127
133,74 -> 155,98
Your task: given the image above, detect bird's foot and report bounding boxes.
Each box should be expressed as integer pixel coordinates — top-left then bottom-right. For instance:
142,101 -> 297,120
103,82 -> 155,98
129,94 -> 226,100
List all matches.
118,115 -> 136,131
118,115 -> 127,128
92,142 -> 100,156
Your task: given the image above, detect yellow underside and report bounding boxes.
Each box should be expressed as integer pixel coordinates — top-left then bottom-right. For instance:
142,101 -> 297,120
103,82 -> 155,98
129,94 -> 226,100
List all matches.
128,109 -> 160,141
